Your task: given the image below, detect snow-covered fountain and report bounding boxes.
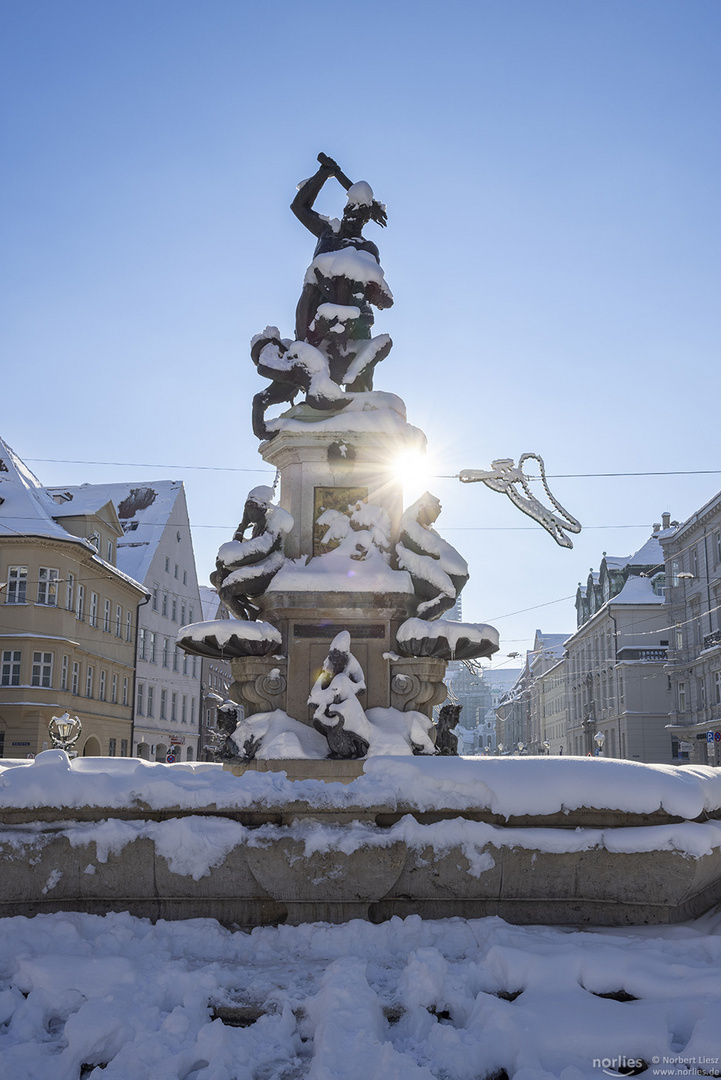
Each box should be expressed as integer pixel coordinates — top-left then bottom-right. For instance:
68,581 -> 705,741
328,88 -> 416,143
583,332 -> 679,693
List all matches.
177,152 -> 499,772
2,156 -> 721,930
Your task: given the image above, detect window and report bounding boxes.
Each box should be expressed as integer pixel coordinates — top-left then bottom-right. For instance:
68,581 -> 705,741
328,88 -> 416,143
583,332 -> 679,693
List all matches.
188,607 -> 194,624
102,598 -> 110,632
160,689 -> 167,719
152,587 -> 158,612
76,584 -> 85,621
174,563 -> 179,579
126,612 -> 132,641
66,573 -> 75,611
120,739 -> 128,757
675,626 -> 683,650
171,692 -> 177,721
183,654 -> 188,675
107,540 -> 113,563
700,677 -> 706,708
37,568 -> 59,606
183,571 -> 187,586
122,678 -> 128,706
108,738 -> 117,757
149,632 -> 157,664
61,655 -> 68,691
165,557 -> 170,574
652,573 -> 666,597
171,598 -> 177,622
162,593 -> 168,617
678,681 -> 686,713
111,673 -> 118,703
1,651 -> 21,687
138,628 -> 147,661
717,532 -> 721,566
90,592 -> 98,628
99,670 -> 106,701
72,662 -> 80,695
162,638 -> 169,668
90,532 -> 101,553
715,672 -> 721,706
137,683 -> 145,715
173,647 -> 178,672
182,695 -> 187,723
692,547 -> 699,578
86,666 -> 94,698
147,685 -> 154,717
192,656 -> 197,679
116,605 -> 122,637
187,747 -> 193,761
181,603 -> 186,625
31,652 -> 53,688
191,698 -> 196,726
6,567 -> 28,604
671,559 -> 681,587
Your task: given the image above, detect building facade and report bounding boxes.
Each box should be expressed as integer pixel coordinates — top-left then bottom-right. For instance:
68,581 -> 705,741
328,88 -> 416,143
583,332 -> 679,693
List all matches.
660,494 -> 721,766
565,528 -> 673,762
0,438 -> 147,757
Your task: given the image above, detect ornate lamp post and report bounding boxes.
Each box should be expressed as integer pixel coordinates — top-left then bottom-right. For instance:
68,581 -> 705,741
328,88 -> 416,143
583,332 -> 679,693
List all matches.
48,712 -> 82,756
593,731 -> 606,756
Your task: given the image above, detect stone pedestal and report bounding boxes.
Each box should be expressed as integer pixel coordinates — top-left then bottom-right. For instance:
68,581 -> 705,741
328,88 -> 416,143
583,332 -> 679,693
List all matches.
226,393 -> 448,725
261,393 -> 425,560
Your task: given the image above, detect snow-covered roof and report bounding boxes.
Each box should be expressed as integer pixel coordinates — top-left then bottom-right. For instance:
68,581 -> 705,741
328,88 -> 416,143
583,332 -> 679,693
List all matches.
0,436 -> 89,544
609,574 -> 664,605
626,534 -> 664,570
45,481 -> 183,584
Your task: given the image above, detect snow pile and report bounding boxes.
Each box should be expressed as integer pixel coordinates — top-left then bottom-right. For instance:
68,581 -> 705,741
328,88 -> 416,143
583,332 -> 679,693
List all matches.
231,707 -> 435,762
3,753 -> 721,820
266,390 -> 425,440
317,499 -> 391,558
397,617 -> 500,660
0,908 -> 720,1079
305,247 -> 393,301
175,620 -> 282,659
231,710 -> 329,761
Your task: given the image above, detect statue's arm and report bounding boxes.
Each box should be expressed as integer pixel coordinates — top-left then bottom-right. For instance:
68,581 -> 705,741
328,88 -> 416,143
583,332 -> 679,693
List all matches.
291,163 -> 336,238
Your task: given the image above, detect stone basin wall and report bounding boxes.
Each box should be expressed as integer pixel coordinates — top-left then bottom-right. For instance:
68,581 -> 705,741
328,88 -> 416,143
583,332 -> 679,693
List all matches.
2,799 -> 720,928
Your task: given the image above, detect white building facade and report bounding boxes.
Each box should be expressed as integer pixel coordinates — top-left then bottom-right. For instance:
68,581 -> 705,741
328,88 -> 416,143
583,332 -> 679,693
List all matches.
47,482 -> 204,761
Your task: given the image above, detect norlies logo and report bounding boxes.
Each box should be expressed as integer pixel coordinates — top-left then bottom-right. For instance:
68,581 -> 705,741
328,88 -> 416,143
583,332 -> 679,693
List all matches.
594,1058 -> 646,1077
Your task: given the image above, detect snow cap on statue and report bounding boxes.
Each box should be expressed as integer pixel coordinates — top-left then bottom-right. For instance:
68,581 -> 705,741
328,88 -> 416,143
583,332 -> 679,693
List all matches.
247,486 -> 275,506
346,181 -> 374,207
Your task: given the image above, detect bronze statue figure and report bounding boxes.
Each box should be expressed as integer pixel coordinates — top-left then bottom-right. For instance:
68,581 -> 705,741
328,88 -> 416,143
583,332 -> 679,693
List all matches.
251,154 -> 393,440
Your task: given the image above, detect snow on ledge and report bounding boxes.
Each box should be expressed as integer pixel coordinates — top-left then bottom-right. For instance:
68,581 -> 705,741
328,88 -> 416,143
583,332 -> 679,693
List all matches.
1,752 -> 721,822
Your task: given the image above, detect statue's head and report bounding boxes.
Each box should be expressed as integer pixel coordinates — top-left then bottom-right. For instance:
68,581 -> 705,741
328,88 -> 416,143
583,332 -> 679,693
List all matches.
342,181 -> 375,234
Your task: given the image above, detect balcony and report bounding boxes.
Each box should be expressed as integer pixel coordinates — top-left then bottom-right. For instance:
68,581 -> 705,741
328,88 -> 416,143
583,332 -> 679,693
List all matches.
703,630 -> 721,650
616,647 -> 668,662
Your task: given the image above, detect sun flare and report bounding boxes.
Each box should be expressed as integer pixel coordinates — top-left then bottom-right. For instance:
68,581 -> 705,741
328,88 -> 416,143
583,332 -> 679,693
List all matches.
391,449 -> 435,496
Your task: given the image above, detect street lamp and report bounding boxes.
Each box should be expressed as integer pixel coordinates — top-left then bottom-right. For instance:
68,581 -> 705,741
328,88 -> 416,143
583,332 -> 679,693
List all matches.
593,731 -> 606,756
48,712 -> 82,755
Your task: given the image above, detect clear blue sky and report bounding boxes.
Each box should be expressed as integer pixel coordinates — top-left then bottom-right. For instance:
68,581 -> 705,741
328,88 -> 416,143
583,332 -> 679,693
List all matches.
2,0 -> 719,661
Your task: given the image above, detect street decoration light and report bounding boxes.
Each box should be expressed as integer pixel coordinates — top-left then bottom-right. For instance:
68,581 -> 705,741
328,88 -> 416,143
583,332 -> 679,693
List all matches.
458,454 -> 581,549
593,731 -> 606,756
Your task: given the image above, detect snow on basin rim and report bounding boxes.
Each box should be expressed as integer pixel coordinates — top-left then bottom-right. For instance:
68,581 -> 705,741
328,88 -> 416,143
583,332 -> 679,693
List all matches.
1,751 -> 721,819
